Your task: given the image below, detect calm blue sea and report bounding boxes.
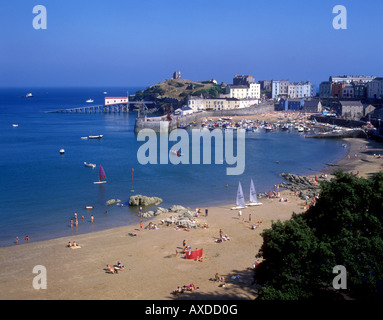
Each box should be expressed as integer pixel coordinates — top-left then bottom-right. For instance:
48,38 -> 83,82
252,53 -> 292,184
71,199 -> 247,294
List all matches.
0,87 -> 348,246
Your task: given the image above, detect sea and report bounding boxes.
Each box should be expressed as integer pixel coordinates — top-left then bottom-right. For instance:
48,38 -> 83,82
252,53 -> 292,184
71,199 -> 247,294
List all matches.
0,87 -> 349,247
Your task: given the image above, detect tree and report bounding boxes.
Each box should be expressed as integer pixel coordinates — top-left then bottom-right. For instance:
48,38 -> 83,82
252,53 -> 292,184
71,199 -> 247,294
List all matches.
255,171 -> 383,300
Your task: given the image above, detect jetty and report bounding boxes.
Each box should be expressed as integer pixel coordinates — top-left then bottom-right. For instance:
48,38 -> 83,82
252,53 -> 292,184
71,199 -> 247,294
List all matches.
45,101 -> 155,114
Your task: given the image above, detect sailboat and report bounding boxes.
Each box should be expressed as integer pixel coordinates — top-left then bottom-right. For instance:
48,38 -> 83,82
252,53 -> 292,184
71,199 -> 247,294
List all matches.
93,165 -> 107,184
231,181 -> 247,210
247,179 -> 262,206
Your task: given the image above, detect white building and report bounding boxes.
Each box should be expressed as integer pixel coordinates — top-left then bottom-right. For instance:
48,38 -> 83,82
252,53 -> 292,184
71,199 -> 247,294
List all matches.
330,75 -> 376,84
227,83 -> 260,100
290,81 -> 313,98
104,97 -> 128,106
187,96 -> 204,111
271,80 -> 280,100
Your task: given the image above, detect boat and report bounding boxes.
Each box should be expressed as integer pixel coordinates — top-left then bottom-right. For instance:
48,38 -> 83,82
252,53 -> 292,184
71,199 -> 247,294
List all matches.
231,181 -> 247,210
84,162 -> 96,168
86,98 -> 94,103
26,93 -> 33,98
88,134 -> 103,139
246,179 -> 263,206
93,165 -> 107,184
81,136 -> 88,140
297,126 -> 304,132
12,124 -> 19,127
59,149 -> 65,155
264,125 -> 273,132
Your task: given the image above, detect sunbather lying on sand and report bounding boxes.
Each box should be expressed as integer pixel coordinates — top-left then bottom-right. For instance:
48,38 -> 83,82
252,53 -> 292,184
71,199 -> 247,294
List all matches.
215,273 -> 225,282
106,264 -> 118,274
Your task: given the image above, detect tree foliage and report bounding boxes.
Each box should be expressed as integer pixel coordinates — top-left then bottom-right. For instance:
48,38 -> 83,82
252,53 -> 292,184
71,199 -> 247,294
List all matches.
255,170 -> 383,300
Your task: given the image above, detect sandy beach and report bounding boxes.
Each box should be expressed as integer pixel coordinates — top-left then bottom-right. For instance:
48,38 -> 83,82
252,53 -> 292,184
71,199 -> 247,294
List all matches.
1,135 -> 382,300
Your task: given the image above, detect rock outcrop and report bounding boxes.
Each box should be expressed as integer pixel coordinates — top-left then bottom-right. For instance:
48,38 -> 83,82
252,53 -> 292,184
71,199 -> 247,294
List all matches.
128,195 -> 163,207
279,173 -> 321,199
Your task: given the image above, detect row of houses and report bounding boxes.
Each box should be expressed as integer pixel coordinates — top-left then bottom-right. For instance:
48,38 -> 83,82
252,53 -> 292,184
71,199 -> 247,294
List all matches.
319,75 -> 383,99
175,74 -> 261,115
276,98 -> 375,120
258,79 -> 314,100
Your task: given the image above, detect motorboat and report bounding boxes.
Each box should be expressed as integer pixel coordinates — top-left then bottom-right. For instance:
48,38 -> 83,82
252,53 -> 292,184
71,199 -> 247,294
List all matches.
84,162 -> 96,168
88,135 -> 103,139
86,98 -> 94,103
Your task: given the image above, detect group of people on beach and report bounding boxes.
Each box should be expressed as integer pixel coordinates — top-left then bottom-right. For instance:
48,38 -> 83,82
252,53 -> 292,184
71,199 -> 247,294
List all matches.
171,283 -> 199,294
70,212 -> 94,228
67,241 -> 80,248
106,261 -> 124,274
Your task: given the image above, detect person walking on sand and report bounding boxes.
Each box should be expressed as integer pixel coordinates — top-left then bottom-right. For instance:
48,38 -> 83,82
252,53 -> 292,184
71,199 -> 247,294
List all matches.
205,208 -> 208,217
140,220 -> 143,231
249,213 -> 252,222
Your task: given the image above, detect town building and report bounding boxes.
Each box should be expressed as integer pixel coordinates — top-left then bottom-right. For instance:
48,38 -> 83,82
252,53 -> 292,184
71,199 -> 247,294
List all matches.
342,85 -> 354,99
329,75 -> 376,84
338,101 -> 364,120
331,83 -> 345,98
367,77 -> 383,99
277,98 -> 304,111
227,83 -> 260,99
302,99 -> 322,113
233,74 -> 255,85
319,81 -> 332,98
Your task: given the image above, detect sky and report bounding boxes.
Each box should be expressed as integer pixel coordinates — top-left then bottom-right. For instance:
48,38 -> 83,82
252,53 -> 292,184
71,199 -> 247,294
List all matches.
0,0 -> 382,88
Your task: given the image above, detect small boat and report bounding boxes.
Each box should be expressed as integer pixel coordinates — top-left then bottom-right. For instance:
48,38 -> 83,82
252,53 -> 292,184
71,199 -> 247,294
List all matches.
81,136 -> 88,140
84,162 -> 96,168
94,165 -> 107,184
85,206 -> 93,210
297,127 -> 304,132
231,181 -> 247,210
12,124 -> 19,127
246,179 -> 262,206
86,98 -> 94,103
88,135 -> 103,139
264,125 -> 273,132
59,149 -> 65,155
26,93 -> 33,98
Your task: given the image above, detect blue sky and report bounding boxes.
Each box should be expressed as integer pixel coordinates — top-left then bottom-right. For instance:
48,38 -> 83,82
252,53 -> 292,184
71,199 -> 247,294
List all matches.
0,0 -> 382,88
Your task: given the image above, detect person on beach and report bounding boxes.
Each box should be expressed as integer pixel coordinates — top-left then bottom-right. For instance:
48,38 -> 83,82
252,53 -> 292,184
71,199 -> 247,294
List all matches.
25,235 -> 29,243
249,213 -> 252,222
140,220 -> 143,231
91,215 -> 94,223
15,237 -> 19,245
205,208 -> 208,217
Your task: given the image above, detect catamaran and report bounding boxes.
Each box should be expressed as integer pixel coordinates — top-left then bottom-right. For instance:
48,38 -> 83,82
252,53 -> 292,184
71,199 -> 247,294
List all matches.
94,165 -> 107,184
247,179 -> 262,206
231,181 -> 247,210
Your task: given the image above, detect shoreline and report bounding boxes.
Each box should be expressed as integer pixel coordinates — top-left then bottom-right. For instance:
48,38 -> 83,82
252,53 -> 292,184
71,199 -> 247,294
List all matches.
1,135 -> 382,299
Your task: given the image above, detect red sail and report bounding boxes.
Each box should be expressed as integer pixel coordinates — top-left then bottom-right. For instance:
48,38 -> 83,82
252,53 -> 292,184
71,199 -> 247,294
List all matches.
99,165 -> 106,181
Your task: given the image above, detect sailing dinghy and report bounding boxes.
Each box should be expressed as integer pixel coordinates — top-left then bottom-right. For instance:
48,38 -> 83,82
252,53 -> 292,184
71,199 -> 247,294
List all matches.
231,181 -> 247,210
247,179 -> 262,206
94,165 -> 107,184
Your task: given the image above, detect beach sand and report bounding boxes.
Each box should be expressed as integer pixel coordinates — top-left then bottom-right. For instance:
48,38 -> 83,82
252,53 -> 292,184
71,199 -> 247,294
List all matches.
0,136 -> 382,300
